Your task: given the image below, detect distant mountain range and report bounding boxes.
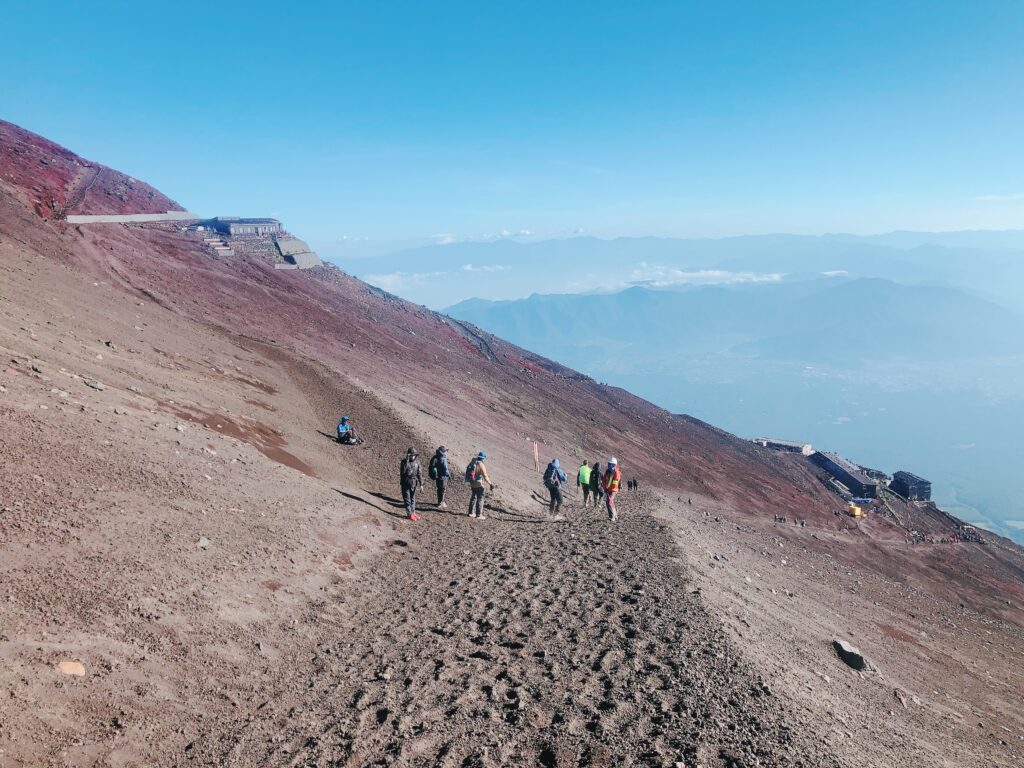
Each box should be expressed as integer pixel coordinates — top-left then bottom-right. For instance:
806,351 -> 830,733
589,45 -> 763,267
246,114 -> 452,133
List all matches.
448,277 -> 1024,365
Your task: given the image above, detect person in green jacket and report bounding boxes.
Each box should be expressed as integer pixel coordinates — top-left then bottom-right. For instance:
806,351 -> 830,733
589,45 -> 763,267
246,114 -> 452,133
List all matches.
577,461 -> 592,506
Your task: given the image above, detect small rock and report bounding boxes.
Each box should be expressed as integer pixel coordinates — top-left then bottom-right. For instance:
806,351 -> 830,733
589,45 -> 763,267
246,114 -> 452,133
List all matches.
84,379 -> 105,391
175,424 -> 186,433
114,407 -> 127,415
197,537 -> 210,549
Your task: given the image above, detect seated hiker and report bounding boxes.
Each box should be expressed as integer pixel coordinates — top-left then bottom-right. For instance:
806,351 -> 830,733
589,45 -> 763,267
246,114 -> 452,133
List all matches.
336,416 -> 359,444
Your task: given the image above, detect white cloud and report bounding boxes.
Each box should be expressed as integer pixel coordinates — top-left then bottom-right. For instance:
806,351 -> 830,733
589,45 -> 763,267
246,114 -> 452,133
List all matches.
462,264 -> 511,273
629,263 -> 784,287
822,270 -> 848,277
337,234 -> 369,244
364,270 -> 448,291
431,229 -> 531,245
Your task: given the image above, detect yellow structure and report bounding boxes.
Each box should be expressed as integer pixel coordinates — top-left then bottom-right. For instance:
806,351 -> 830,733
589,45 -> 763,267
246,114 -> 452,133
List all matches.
847,504 -> 864,518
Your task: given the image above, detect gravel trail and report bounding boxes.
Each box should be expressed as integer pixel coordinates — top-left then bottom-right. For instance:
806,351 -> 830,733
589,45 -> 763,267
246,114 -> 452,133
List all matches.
195,494 -> 841,768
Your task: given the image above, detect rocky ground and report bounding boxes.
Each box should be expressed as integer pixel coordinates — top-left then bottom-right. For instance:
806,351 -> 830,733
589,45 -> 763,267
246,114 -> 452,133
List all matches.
187,492 -> 841,768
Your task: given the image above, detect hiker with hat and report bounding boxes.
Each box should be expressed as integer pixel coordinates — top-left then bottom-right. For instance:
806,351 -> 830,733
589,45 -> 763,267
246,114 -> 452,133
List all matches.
603,457 -> 622,522
577,460 -> 592,506
336,415 -> 359,445
543,458 -> 568,517
428,446 -> 451,509
465,451 -> 493,520
400,447 -> 423,521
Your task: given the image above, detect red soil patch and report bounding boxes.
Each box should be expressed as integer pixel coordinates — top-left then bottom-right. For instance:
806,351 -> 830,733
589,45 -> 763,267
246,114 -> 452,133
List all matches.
877,623 -> 923,646
160,402 -> 316,478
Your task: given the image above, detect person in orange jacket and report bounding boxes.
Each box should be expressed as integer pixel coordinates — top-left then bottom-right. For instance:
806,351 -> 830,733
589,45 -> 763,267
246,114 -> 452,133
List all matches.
603,457 -> 622,522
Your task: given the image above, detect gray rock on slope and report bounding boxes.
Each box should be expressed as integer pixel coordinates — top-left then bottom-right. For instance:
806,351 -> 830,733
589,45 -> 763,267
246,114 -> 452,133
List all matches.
832,638 -> 869,670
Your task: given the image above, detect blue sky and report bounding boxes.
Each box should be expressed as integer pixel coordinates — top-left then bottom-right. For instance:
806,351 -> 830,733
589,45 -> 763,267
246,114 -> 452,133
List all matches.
3,1 -> 1024,257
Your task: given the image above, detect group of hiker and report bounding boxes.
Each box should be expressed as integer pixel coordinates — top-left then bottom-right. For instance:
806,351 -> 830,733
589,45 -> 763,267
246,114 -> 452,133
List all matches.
340,417 -> 630,524
548,457 -> 623,522
398,446 -> 492,521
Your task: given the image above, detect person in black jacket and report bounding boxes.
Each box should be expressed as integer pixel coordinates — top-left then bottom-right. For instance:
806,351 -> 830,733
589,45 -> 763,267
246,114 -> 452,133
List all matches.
399,448 -> 422,521
589,461 -> 603,506
428,446 -> 450,509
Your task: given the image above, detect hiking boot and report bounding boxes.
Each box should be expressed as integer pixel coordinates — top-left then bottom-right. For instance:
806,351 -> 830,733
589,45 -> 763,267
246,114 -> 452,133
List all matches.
408,513 -> 421,521
475,515 -> 486,521
438,501 -> 448,509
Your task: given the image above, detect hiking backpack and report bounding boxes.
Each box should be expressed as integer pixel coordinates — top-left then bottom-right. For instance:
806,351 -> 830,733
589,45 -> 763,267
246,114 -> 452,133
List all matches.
428,456 -> 440,480
543,464 -> 561,489
465,460 -> 479,483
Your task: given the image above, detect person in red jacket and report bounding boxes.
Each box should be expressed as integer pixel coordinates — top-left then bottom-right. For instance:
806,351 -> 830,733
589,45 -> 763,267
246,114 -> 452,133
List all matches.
603,457 -> 622,522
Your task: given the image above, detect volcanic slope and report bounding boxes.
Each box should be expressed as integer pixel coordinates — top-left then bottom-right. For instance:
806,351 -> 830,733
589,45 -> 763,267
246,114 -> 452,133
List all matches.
1,120 -> 1023,767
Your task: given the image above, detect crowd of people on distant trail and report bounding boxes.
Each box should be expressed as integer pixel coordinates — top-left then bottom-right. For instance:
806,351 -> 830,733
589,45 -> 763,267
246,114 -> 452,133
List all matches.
337,417 -> 638,523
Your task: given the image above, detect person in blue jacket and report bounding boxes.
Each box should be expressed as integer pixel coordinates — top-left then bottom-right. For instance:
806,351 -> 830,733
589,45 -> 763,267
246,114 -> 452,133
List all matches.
543,458 -> 568,517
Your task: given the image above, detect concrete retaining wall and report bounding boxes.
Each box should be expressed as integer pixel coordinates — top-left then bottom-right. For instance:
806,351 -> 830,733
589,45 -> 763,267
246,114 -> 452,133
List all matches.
66,212 -> 199,224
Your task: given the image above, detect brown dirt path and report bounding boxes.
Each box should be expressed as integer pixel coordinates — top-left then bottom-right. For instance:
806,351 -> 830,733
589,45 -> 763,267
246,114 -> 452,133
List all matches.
191,493 -> 842,768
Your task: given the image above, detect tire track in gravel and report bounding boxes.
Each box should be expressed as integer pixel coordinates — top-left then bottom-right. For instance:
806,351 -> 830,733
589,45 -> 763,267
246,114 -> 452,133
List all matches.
195,495 -> 843,768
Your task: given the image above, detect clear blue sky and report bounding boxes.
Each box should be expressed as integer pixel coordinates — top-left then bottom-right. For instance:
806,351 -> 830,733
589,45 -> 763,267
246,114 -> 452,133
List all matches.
3,1 -> 1024,256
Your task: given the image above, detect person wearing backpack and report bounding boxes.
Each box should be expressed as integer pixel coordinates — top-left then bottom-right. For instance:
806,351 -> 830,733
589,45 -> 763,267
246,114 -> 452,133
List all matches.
428,446 -> 450,509
577,461 -> 592,506
399,447 -> 423,521
465,451 -> 492,519
543,458 -> 568,516
603,457 -> 622,522
589,461 -> 603,506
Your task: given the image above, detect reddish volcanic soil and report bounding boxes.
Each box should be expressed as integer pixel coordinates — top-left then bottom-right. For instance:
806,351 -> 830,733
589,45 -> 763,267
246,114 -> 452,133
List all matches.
1,120 -> 1022,767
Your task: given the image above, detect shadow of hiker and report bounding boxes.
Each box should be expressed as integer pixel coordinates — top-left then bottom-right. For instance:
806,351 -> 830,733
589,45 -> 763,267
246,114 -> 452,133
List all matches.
367,490 -> 408,510
318,430 -> 365,446
334,489 -> 406,520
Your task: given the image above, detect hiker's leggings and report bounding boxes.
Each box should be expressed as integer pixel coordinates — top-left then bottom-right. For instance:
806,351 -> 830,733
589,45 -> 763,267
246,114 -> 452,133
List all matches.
548,486 -> 563,513
468,486 -> 485,517
435,477 -> 448,505
605,492 -> 617,520
402,485 -> 417,517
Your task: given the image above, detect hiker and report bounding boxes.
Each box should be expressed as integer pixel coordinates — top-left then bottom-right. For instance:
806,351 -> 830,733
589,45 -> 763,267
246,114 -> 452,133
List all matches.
633,477 -> 639,491
336,416 -> 359,445
399,447 -> 422,521
589,461 -> 603,507
603,457 -> 622,522
543,458 -> 568,516
577,461 -> 592,506
466,451 -> 493,520
428,446 -> 450,509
